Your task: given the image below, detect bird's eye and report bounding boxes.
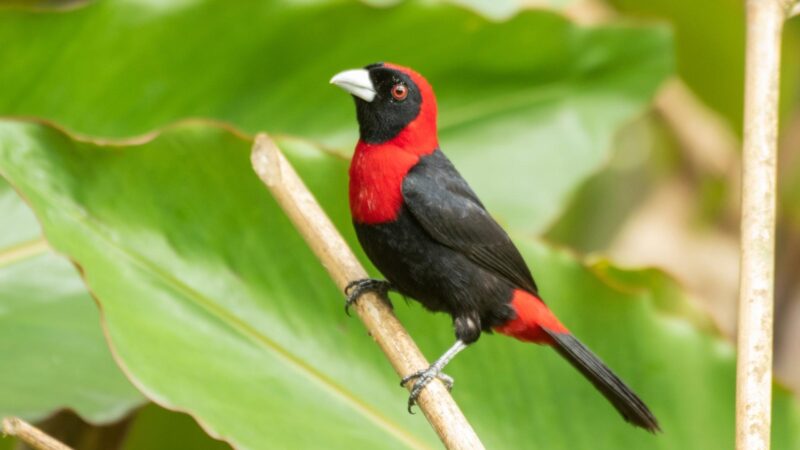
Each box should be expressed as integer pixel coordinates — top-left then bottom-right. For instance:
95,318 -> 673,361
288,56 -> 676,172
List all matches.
391,83 -> 408,101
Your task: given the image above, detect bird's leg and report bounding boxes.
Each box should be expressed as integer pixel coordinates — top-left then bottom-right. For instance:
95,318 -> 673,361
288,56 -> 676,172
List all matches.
344,278 -> 394,316
400,339 -> 468,413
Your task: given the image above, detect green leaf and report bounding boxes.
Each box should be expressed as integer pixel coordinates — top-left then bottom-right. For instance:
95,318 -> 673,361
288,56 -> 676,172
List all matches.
0,435 -> 12,450
0,178 -> 143,423
0,121 -> 432,449
0,120 -> 797,449
545,114 -> 679,251
607,0 -> 800,131
0,177 -> 40,249
122,404 -> 231,450
0,0 -> 672,232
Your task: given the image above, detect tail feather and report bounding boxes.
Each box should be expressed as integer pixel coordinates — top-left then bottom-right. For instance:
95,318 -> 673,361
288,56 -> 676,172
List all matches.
544,328 -> 661,432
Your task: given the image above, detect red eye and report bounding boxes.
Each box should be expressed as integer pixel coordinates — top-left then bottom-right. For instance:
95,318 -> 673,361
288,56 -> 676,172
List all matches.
391,83 -> 408,101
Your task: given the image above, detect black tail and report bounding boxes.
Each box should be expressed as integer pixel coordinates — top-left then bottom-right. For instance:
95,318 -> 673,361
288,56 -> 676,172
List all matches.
544,328 -> 661,432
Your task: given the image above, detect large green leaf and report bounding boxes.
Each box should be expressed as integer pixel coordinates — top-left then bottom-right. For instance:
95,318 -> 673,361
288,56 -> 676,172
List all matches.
0,178 -> 143,423
0,0 -> 671,232
0,120 -> 797,449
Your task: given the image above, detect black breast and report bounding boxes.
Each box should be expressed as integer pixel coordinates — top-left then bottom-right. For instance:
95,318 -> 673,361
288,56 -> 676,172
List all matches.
353,207 -> 515,343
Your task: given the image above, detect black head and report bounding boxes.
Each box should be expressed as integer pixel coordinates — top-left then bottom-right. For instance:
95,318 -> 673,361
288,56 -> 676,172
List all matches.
331,62 -> 436,145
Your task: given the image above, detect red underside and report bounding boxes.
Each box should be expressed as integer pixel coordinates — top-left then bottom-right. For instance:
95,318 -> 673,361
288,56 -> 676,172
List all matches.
494,290 -> 568,344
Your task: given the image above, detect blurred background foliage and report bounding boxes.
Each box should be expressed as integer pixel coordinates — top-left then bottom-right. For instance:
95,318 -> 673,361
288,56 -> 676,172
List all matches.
0,0 -> 798,449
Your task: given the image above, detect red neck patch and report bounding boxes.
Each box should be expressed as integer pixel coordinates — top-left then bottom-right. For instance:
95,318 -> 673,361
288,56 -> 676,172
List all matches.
349,64 -> 438,224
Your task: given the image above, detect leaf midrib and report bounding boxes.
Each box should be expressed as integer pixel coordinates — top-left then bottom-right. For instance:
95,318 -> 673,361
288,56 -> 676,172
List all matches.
65,212 -> 433,450
0,236 -> 49,268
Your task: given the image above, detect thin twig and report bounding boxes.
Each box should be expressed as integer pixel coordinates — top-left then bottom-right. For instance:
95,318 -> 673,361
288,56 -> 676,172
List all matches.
2,417 -> 73,450
737,1 -> 789,449
251,134 -> 484,450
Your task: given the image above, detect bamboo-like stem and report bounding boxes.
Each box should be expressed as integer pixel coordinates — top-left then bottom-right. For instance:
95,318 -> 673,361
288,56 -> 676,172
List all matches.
737,1 -> 790,449
2,417 -> 73,450
251,134 -> 484,450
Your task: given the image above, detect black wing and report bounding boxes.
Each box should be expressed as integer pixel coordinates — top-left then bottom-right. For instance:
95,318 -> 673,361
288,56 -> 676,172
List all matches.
402,150 -> 538,294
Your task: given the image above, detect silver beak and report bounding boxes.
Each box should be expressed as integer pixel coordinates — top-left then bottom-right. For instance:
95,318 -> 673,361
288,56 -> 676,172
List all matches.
330,69 -> 376,102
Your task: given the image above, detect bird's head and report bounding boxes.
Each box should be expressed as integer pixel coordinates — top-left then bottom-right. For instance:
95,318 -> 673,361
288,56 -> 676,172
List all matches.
330,63 -> 438,151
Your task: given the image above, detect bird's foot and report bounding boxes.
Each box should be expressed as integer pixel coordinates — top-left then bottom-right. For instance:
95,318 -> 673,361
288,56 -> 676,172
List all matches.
344,278 -> 393,316
400,366 -> 454,413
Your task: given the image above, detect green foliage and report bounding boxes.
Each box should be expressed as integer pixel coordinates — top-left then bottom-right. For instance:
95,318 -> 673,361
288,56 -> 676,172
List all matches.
0,0 -> 671,233
0,1 -> 797,449
545,116 -> 678,252
608,0 -> 800,130
0,121 -> 798,449
0,178 -> 143,423
122,405 -> 231,450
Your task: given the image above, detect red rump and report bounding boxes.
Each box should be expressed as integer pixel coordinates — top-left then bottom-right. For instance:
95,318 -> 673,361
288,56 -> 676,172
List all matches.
494,290 -> 568,344
349,63 -> 439,224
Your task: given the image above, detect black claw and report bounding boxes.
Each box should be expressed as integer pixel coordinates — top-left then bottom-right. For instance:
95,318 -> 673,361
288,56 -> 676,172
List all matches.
401,367 -> 453,413
407,374 -> 433,413
344,278 -> 392,316
400,369 -> 425,387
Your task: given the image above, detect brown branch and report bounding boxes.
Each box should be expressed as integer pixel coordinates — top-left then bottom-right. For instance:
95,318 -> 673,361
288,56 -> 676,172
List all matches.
2,417 -> 73,450
251,134 -> 484,450
737,1 -> 790,449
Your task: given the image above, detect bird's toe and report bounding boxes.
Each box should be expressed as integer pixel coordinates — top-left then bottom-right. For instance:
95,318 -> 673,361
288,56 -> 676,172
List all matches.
402,366 -> 454,412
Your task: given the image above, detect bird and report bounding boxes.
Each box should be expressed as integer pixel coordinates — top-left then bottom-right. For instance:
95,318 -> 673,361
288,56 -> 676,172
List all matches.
330,62 -> 660,432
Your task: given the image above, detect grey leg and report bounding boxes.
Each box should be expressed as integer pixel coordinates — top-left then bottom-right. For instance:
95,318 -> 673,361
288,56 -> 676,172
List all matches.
400,340 -> 468,413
